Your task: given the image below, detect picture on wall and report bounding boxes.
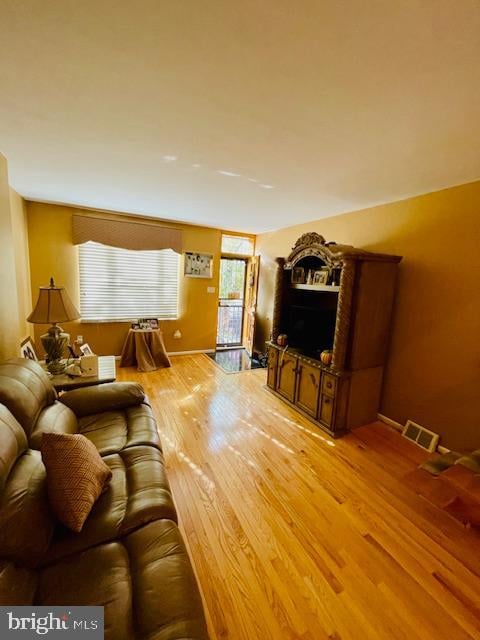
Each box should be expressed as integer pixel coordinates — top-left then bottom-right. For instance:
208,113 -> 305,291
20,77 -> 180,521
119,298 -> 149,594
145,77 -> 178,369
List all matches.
184,252 -> 213,278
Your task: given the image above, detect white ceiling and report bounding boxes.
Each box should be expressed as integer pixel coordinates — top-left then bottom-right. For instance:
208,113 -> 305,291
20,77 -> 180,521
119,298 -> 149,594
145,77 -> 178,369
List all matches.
1,1 -> 479,233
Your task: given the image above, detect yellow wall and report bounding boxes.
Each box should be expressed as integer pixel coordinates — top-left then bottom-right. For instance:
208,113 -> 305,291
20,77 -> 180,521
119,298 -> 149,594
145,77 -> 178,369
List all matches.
0,153 -> 31,359
26,201 -> 236,356
10,189 -> 32,343
255,181 -> 480,451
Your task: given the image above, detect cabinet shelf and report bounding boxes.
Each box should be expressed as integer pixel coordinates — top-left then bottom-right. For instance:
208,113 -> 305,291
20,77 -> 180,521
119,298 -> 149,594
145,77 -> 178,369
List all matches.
291,283 -> 340,292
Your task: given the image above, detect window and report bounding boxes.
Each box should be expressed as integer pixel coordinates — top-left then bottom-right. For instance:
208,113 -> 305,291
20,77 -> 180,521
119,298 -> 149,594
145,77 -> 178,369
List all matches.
221,234 -> 254,256
79,241 -> 179,321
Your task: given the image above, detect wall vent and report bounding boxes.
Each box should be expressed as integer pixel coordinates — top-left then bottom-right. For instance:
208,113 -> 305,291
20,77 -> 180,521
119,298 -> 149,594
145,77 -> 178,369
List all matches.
402,420 -> 439,452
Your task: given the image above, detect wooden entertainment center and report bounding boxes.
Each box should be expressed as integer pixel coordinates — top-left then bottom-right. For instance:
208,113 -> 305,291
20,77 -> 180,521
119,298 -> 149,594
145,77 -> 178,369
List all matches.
266,232 -> 402,437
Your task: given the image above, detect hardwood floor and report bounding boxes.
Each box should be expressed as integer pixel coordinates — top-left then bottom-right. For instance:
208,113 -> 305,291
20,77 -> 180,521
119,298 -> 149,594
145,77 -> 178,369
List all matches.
118,355 -> 480,640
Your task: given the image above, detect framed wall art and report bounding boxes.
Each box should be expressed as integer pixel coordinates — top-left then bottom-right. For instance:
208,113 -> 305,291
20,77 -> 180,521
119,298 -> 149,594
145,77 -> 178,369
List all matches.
184,252 -> 213,278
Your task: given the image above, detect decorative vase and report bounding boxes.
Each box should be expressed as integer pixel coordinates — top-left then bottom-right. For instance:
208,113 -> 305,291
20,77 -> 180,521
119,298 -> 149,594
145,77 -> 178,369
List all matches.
277,334 -> 288,347
320,349 -> 333,365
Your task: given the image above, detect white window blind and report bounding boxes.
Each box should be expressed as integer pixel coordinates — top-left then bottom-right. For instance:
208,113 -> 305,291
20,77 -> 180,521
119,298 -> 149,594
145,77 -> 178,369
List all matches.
79,241 -> 179,321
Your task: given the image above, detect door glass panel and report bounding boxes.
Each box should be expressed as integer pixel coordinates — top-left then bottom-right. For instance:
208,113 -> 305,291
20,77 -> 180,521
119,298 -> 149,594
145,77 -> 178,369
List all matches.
217,259 -> 246,346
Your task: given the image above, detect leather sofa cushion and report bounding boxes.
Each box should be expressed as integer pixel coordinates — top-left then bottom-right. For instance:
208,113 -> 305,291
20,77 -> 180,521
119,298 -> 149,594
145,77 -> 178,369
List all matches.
38,541 -> 133,637
0,561 -> 38,605
59,382 -> 146,418
41,433 -> 113,533
37,520 -> 209,640
78,404 -> 161,455
45,446 -> 176,562
0,450 -> 55,567
0,359 -> 56,437
123,520 -> 208,640
0,405 -> 28,492
29,402 -> 78,450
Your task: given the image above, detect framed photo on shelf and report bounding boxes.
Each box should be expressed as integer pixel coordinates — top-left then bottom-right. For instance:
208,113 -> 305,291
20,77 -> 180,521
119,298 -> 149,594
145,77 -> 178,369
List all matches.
291,267 -> 305,284
20,337 -> 38,361
313,269 -> 329,285
184,252 -> 213,278
79,343 -> 94,356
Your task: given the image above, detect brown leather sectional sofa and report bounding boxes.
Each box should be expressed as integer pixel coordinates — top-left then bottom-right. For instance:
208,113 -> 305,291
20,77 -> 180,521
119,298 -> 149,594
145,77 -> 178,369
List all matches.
0,358 -> 208,640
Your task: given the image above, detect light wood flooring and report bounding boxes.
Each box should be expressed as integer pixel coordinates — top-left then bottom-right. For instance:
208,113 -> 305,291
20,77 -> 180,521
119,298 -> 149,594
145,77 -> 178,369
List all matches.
118,355 -> 480,640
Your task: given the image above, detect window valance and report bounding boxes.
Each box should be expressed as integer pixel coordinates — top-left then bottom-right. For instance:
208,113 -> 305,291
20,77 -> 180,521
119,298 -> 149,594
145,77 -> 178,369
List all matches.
72,214 -> 182,253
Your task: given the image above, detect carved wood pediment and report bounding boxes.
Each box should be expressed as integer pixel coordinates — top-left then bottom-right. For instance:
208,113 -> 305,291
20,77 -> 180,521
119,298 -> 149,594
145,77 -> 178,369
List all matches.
293,232 -> 326,249
283,231 -> 399,269
285,233 -> 347,268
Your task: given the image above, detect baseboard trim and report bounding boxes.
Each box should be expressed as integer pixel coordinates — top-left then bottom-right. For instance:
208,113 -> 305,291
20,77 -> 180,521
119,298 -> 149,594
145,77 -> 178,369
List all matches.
114,350 -> 215,360
437,445 -> 450,455
168,349 -> 216,356
377,413 -> 403,431
376,413 -> 450,454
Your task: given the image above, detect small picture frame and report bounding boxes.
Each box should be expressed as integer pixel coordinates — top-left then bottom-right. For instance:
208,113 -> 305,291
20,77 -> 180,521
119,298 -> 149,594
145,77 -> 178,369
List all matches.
131,322 -> 140,330
143,318 -> 159,329
79,343 -> 94,356
313,269 -> 329,285
184,252 -> 213,278
291,267 -> 305,284
20,337 -> 38,361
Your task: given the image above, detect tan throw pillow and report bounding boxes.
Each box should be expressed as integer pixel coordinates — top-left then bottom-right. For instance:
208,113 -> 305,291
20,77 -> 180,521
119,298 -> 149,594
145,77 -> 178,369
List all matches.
41,432 -> 112,532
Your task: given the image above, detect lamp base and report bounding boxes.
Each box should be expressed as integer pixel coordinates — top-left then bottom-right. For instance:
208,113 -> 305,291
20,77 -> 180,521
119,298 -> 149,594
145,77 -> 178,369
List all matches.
41,325 -> 70,375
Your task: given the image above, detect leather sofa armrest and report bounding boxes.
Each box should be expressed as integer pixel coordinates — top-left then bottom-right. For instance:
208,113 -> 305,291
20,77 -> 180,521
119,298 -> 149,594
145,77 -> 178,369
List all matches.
59,382 -> 146,418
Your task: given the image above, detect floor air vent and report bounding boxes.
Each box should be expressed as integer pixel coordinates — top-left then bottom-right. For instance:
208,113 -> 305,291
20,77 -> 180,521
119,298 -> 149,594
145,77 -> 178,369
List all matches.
402,420 -> 439,452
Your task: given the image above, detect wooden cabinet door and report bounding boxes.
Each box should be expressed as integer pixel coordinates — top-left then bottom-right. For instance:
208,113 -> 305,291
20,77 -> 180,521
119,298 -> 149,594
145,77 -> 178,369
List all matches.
321,373 -> 336,397
267,347 -> 278,389
295,362 -> 321,417
276,352 -> 297,402
319,394 -> 335,427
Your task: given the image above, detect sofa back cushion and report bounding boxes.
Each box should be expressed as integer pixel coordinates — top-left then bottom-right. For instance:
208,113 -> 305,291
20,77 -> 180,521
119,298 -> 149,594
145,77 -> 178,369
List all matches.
0,358 -> 57,437
59,382 -> 146,418
29,402 -> 78,450
0,405 -> 28,493
0,448 -> 56,567
0,405 -> 55,569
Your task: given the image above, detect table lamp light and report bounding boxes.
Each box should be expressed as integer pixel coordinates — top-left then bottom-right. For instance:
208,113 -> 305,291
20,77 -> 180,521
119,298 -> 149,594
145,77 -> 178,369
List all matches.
27,277 -> 80,374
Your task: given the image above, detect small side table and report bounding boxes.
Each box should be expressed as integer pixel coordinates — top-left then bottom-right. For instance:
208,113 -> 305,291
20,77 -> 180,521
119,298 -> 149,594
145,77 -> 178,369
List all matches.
120,329 -> 171,372
42,355 -> 117,392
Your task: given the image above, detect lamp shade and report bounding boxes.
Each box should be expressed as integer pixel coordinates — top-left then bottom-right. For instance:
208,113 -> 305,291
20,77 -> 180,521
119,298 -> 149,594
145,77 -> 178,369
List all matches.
27,278 -> 80,324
